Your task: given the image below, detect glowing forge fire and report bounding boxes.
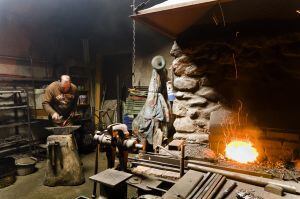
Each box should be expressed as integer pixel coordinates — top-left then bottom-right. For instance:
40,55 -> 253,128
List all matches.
225,140 -> 259,163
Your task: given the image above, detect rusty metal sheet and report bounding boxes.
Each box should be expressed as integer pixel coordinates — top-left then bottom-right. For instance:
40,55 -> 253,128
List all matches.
163,170 -> 204,198
90,169 -> 132,187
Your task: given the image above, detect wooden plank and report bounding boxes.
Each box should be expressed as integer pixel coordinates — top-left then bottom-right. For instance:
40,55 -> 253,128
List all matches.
94,64 -> 101,125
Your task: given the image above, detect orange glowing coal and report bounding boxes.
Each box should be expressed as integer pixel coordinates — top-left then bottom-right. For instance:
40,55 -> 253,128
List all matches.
225,140 -> 258,163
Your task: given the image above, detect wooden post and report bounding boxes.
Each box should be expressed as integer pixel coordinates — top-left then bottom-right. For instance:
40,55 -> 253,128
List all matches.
94,64 -> 101,126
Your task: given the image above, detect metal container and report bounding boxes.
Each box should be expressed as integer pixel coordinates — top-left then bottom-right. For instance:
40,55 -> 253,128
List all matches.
0,157 -> 16,188
15,157 -> 37,176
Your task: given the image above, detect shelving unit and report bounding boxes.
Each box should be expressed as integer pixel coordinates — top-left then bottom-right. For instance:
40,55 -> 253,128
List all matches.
0,90 -> 35,156
66,65 -> 93,120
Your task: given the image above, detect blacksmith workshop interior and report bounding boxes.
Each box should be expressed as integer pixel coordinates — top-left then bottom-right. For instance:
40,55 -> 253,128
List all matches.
1,0 -> 300,199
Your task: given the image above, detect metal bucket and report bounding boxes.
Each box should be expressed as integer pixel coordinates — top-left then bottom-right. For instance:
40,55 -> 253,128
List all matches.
15,157 -> 37,176
0,157 -> 16,188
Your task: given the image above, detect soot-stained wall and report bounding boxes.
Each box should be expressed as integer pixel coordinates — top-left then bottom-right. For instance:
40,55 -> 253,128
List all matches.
170,21 -> 300,145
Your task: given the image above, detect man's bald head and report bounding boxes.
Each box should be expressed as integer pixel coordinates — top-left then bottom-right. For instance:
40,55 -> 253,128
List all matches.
60,75 -> 71,92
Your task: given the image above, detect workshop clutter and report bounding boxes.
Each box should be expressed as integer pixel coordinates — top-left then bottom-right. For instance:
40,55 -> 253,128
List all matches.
123,87 -> 147,131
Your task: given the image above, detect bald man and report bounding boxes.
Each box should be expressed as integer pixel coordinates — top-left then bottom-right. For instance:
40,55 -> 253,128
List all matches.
43,75 -> 78,125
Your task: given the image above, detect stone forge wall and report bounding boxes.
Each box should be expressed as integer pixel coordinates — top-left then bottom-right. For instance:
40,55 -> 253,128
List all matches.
170,27 -> 300,148
170,41 -> 223,144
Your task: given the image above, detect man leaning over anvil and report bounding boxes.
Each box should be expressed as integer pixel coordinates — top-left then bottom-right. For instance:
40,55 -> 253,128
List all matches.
42,75 -> 78,126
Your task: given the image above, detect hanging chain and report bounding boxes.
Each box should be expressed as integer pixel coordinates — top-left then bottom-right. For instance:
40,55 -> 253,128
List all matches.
132,0 -> 136,83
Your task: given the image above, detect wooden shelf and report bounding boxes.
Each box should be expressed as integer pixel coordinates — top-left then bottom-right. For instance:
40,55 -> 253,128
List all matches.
0,105 -> 28,110
0,90 -> 25,94
0,121 -> 38,129
0,77 -> 55,82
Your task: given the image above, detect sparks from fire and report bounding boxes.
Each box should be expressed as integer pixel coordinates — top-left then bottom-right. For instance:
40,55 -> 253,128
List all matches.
220,100 -> 259,163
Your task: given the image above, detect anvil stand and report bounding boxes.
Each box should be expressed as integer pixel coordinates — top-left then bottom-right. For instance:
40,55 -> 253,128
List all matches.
91,128 -> 130,199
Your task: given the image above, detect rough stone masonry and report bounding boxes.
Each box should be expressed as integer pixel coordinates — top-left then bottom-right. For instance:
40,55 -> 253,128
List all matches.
169,23 -> 300,161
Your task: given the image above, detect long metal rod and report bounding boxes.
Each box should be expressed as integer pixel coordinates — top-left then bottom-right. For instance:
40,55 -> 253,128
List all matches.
186,172 -> 212,199
187,160 -> 273,179
192,173 -> 217,199
131,161 -> 186,173
92,144 -> 100,199
24,89 -> 35,155
207,176 -> 227,199
128,157 -> 182,168
202,174 -> 223,199
180,144 -> 185,177
116,75 -> 121,123
188,163 -> 300,195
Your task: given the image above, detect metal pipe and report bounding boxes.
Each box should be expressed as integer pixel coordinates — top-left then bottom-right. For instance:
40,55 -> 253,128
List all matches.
91,144 -> 100,199
188,163 -> 300,195
116,75 -> 121,123
207,176 -> 227,199
186,172 -> 212,199
202,175 -> 223,199
187,160 -> 273,179
192,173 -> 217,199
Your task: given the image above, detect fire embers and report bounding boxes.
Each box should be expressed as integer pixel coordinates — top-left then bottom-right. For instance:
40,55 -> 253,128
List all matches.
225,140 -> 259,164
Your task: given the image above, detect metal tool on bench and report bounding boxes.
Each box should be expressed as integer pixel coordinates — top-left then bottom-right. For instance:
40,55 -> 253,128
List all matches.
92,123 -> 143,199
94,123 -> 143,170
90,169 -> 132,199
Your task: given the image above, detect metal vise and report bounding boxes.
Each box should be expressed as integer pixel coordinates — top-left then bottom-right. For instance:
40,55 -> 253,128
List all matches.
94,123 -> 142,171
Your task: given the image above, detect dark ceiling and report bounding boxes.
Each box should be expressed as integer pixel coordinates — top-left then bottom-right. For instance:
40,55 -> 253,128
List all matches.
0,0 -> 170,63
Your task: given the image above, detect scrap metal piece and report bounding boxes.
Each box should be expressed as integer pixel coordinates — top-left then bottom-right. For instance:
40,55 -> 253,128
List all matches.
90,169 -> 132,187
264,184 -> 283,196
236,189 -> 263,199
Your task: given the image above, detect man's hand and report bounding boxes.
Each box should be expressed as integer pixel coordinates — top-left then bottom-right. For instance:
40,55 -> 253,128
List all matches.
70,111 -> 75,117
52,112 -> 62,120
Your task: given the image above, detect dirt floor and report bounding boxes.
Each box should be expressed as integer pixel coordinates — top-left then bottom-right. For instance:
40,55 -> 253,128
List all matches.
0,151 -> 137,199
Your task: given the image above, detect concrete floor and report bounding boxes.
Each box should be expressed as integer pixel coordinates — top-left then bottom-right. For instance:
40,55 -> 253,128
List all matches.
0,152 -> 136,199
